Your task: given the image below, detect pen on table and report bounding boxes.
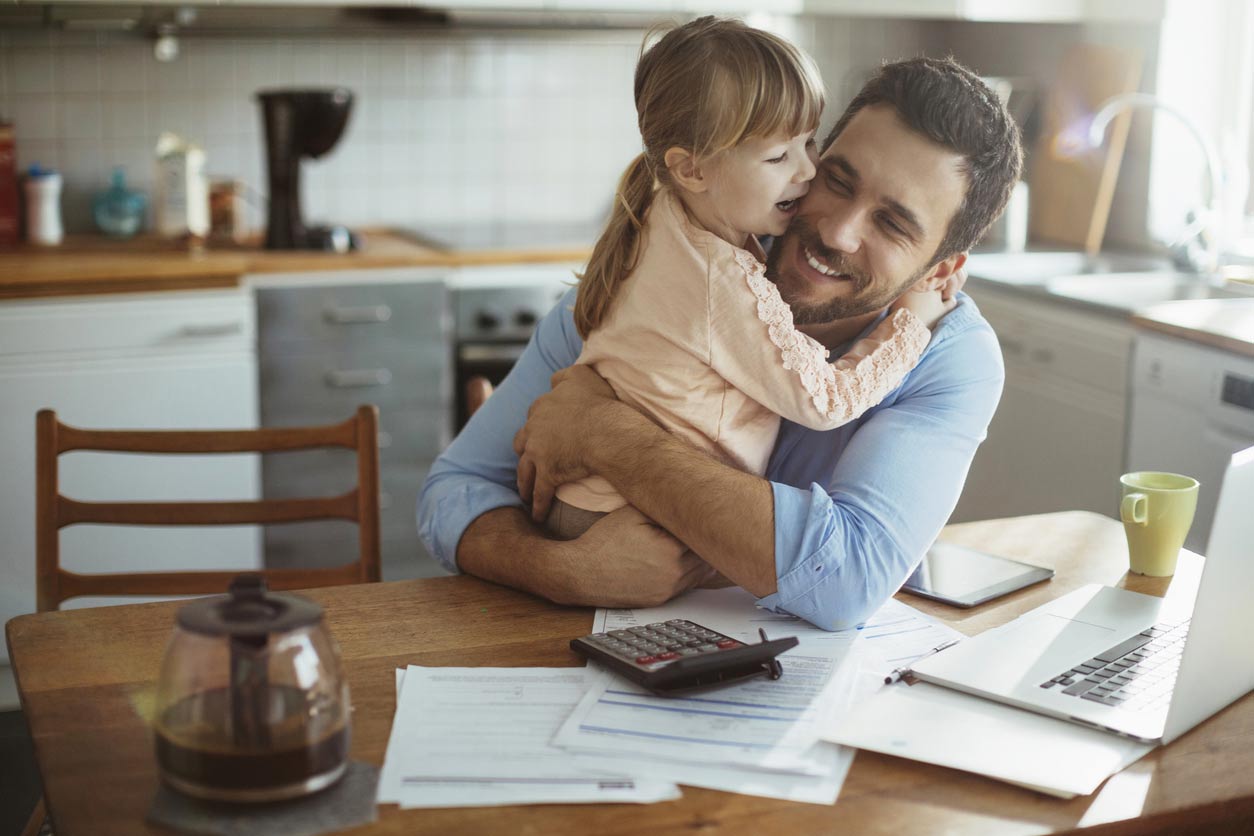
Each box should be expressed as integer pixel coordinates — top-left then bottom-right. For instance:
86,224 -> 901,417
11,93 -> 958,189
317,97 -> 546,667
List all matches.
883,639 -> 961,685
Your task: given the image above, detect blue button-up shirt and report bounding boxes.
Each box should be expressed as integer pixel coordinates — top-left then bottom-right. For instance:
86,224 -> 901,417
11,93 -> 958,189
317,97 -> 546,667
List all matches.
419,287 -> 1003,631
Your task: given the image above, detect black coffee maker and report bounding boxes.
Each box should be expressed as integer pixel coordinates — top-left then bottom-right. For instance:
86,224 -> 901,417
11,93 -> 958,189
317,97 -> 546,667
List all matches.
258,88 -> 358,252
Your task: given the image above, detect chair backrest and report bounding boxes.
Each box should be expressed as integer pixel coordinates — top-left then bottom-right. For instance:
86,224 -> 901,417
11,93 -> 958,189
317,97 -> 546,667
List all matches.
466,376 -> 494,418
35,405 -> 382,612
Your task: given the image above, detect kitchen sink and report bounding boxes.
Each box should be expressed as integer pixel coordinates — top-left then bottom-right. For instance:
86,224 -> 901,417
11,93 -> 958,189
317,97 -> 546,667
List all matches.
1045,272 -> 1254,311
966,250 -> 1167,285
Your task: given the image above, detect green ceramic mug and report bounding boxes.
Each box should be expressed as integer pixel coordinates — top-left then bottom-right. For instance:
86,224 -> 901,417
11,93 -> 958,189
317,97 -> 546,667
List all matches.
1119,472 -> 1199,577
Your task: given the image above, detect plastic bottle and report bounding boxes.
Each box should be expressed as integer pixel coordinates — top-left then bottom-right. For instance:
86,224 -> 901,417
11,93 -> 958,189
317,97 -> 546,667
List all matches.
155,133 -> 209,240
24,165 -> 63,246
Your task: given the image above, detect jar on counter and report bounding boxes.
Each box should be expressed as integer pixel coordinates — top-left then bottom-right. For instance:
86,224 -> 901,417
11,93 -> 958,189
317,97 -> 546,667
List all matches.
24,165 -> 63,246
93,166 -> 147,238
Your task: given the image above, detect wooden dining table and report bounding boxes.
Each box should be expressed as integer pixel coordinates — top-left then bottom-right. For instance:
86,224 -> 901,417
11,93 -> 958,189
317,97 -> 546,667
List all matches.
7,510 -> 1254,835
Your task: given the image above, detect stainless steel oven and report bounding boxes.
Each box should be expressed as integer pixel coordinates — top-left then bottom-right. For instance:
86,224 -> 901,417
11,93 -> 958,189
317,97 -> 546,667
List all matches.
451,267 -> 575,429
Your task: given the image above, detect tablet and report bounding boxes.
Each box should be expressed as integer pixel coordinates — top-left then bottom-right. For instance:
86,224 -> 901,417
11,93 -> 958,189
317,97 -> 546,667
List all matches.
901,542 -> 1053,608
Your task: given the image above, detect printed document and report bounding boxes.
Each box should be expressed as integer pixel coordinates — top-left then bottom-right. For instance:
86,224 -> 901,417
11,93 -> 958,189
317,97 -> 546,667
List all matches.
553,650 -> 851,773
378,666 -> 679,808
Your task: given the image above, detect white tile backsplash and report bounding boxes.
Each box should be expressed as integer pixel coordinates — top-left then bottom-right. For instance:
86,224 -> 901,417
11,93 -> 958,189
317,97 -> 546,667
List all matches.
0,18 -> 1157,238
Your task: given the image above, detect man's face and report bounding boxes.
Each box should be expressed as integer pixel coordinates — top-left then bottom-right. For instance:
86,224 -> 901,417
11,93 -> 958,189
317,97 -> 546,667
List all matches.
766,105 -> 968,325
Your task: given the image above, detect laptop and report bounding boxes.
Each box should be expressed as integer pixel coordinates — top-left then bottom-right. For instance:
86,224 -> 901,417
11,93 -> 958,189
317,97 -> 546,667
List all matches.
910,445 -> 1254,744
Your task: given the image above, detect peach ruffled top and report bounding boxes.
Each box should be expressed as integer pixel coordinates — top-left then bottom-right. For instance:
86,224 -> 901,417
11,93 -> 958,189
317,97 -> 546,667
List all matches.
557,187 -> 930,513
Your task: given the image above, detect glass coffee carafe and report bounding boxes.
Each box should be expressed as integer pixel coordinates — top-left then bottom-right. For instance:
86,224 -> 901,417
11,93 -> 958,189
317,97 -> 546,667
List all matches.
153,575 -> 351,802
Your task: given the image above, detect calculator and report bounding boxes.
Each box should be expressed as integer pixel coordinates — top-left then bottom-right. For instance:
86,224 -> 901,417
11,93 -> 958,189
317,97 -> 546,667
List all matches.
571,620 -> 799,696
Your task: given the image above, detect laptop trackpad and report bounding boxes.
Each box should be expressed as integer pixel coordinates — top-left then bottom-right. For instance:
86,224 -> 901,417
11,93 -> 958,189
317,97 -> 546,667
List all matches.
916,612 -> 1117,692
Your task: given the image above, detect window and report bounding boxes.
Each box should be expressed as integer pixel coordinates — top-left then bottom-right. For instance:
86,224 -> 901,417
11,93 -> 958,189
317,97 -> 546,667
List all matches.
1148,0 -> 1254,258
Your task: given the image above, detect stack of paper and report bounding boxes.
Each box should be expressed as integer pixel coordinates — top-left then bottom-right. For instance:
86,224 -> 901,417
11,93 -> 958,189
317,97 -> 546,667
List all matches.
821,678 -> 1153,798
376,587 -> 968,808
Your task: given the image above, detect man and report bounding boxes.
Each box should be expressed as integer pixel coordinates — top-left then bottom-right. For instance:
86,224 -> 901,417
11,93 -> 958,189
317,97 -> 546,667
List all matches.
419,56 -> 1023,631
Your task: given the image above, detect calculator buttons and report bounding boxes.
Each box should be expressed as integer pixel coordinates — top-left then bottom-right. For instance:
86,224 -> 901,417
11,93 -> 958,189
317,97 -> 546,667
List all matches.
580,620 -> 763,671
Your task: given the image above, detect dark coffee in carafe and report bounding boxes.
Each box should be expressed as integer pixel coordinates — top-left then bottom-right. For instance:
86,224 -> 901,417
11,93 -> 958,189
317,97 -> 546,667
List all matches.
154,576 -> 352,802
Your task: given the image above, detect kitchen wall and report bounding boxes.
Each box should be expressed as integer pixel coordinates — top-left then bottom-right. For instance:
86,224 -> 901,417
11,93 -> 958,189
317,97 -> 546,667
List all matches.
939,19 -> 1163,251
0,14 -> 1156,242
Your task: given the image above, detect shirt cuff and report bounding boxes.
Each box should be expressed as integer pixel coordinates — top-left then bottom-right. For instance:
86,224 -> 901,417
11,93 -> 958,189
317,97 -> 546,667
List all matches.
419,477 -> 526,574
753,481 -> 850,630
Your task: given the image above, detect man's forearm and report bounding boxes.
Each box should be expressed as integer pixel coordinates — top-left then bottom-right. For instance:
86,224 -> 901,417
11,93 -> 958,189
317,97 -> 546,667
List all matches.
457,503 -> 715,608
590,403 -> 778,597
456,507 -> 580,604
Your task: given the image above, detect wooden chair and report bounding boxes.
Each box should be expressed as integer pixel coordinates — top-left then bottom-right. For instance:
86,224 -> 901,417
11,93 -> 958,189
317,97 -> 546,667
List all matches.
465,376 -> 495,419
26,406 -> 381,835
34,405 -> 382,613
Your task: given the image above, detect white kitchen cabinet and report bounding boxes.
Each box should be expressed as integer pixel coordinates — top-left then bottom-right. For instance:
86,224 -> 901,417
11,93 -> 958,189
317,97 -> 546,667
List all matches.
0,289 -> 261,665
951,286 -> 1135,523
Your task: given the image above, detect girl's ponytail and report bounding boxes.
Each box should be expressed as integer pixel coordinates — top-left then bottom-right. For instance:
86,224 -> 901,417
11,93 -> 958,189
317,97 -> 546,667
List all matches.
573,153 -> 656,339
574,17 -> 823,341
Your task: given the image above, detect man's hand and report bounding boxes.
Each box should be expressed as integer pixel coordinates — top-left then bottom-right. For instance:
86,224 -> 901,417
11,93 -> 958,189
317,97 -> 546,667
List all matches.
556,506 -> 712,607
513,365 -> 622,522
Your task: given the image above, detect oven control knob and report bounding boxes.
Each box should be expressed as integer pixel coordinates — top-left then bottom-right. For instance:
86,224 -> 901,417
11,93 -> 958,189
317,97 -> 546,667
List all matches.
475,311 -> 501,331
514,310 -> 538,328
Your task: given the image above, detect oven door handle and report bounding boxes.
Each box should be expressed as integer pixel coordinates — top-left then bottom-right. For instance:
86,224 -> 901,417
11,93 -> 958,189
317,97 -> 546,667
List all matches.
458,344 -> 527,363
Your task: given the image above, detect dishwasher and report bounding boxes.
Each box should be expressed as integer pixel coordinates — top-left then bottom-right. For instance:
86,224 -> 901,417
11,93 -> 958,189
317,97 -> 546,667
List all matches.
1125,332 -> 1254,552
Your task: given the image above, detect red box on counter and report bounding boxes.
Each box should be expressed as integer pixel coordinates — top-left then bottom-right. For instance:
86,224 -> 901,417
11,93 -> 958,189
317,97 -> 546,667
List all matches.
0,122 -> 18,247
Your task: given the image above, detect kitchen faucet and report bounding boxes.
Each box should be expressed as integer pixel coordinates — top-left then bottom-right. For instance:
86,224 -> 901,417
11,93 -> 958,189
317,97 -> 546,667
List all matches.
1088,92 -> 1224,278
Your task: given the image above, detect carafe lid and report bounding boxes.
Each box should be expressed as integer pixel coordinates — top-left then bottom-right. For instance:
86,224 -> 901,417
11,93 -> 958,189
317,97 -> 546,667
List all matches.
176,575 -> 322,639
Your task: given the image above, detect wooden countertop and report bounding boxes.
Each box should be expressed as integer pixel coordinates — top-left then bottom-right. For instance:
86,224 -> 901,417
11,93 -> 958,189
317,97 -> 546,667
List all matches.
0,230 -> 593,300
1132,298 -> 1254,358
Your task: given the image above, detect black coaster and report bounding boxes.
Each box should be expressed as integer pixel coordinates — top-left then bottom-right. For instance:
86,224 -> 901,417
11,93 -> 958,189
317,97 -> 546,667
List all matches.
147,760 -> 379,836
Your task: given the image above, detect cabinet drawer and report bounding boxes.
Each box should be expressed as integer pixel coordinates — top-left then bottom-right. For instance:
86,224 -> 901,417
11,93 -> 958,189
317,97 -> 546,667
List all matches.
1023,299 -> 1134,394
261,407 -> 448,485
973,287 -> 1133,394
258,281 -> 449,351
260,343 -> 451,413
0,290 -> 254,358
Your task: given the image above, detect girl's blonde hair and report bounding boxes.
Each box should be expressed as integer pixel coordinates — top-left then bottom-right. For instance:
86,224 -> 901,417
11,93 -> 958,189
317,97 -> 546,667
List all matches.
573,16 -> 825,339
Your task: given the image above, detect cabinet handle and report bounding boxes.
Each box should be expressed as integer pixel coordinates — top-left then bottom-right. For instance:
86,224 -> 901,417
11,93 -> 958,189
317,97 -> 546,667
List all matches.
178,322 -> 244,338
325,368 -> 393,388
323,305 -> 392,325
1001,338 -> 1024,355
1031,348 -> 1056,364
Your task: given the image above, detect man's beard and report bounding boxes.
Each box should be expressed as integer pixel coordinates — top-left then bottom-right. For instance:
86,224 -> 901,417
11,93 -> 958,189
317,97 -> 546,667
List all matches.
765,217 -> 925,326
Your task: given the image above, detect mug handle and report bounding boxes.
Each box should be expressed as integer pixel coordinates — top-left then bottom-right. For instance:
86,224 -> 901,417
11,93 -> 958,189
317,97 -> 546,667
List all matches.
1121,493 -> 1149,526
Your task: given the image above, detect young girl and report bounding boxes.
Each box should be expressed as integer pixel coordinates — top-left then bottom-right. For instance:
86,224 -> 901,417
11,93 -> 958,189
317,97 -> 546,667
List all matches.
544,17 -> 945,539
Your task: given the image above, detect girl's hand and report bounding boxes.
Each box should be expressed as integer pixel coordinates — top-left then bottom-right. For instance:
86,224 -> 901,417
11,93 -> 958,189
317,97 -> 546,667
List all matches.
939,265 -> 968,301
891,284 -> 952,329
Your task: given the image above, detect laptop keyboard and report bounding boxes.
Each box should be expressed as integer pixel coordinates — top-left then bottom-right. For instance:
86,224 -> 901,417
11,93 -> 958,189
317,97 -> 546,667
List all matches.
1039,619 -> 1191,711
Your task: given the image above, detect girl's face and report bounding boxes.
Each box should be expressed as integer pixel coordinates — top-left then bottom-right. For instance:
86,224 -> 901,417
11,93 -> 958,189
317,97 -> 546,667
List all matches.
704,129 -> 819,239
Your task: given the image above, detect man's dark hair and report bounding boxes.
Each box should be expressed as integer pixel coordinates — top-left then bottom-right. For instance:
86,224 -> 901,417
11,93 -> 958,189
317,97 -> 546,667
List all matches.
823,56 -> 1024,264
